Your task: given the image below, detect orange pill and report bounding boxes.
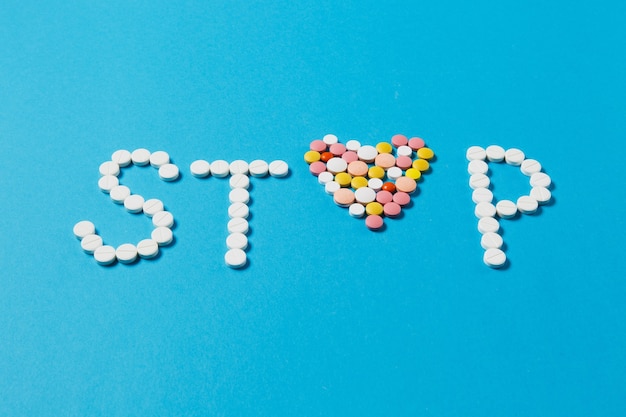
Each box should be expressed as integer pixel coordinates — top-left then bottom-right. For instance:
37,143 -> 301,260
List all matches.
395,176 -> 417,193
347,160 -> 369,176
375,153 -> 396,169
381,182 -> 396,193
333,188 -> 355,207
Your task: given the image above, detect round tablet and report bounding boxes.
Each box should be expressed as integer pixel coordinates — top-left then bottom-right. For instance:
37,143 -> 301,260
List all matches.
124,194 -> 145,213
417,147 -> 434,160
226,233 -> 248,250
109,185 -> 131,204
351,176 -> 368,189
396,145 -> 413,157
408,137 -> 425,150
116,243 -> 137,264
469,173 -> 490,189
466,146 -> 487,161
368,166 -> 385,179
478,216 -> 500,234
229,173 -> 250,189
391,134 -> 408,147
158,163 -> 179,181
111,150 -> 132,167
504,148 -> 525,166
190,160 -> 211,177
137,239 -> 159,259
229,160 -> 249,175
468,159 -> 489,175
99,161 -> 120,177
323,134 -> 338,145
347,161 -> 369,177
365,214 -> 384,230
326,157 -> 347,174
151,226 -> 173,246
520,158 -> 542,176
357,145 -> 378,163
387,167 -> 403,180
366,202 -> 384,216
355,187 -> 376,204
330,143 -> 346,156
481,232 -> 504,250
143,199 -> 164,217
248,160 -> 269,177
320,152 -> 333,162
376,142 -> 393,154
310,139 -> 327,152
395,176 -> 417,193
131,148 -> 151,166
483,248 -> 507,268
375,153 -> 396,169
376,190 -> 393,205
530,187 -> 552,205
341,151 -> 359,163
210,160 -> 230,177
485,145 -> 505,162
228,218 -> 249,234
346,140 -> 361,151
304,151 -> 321,164
383,201 -> 402,217
81,234 -> 103,254
309,161 -> 327,176
94,245 -> 116,265
149,151 -> 170,168
530,172 -> 551,188
98,175 -> 119,193
228,202 -> 249,219
152,211 -> 174,228
412,159 -> 430,172
517,196 -> 538,214
229,188 -> 250,204
368,178 -> 383,191
475,202 -> 497,218
496,200 -> 517,218
472,188 -> 493,204
73,220 -> 96,239
405,168 -> 421,180
225,248 -> 247,268
381,182 -> 396,193
349,203 -> 365,218
393,191 -> 411,206
324,181 -> 340,195
269,160 -> 289,177
318,171 -> 334,185
334,172 -> 352,187
395,155 -> 413,170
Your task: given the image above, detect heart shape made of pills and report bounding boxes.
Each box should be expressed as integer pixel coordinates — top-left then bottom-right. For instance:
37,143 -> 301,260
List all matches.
304,134 -> 435,230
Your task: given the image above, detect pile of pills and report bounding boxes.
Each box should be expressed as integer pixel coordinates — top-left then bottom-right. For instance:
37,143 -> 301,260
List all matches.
190,158 -> 289,269
467,145 -> 552,268
304,134 -> 434,230
74,149 -> 177,265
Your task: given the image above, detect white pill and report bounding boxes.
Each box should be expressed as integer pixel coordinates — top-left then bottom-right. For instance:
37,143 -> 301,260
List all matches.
468,159 -> 489,175
111,149 -> 132,167
367,178 -> 383,191
94,245 -> 116,265
81,234 -> 103,254
229,174 -> 250,189
326,157 -> 347,174
143,198 -> 164,217
474,202 -> 496,218
355,187 -> 376,204
483,248 -> 507,268
228,202 -> 249,219
324,181 -> 340,195
73,220 -> 96,239
495,199 -> 517,218
210,160 -> 230,177
469,173 -> 490,189
109,185 -> 131,204
225,248 -> 247,268
466,146 -> 487,161
349,203 -> 365,218
269,160 -> 289,177
346,140 -> 361,151
504,148 -> 525,166
323,134 -> 338,145
227,217 -> 249,234
124,194 -> 145,213
149,151 -> 170,168
472,188 -> 493,204
158,163 -> 179,181
387,167 -> 403,180
137,239 -> 159,259
318,171 -> 334,185
396,145 -> 413,157
226,233 -> 248,250
151,226 -> 173,246
229,188 -> 250,204
99,161 -> 120,177
530,172 -> 551,188
131,148 -> 151,166
116,243 -> 137,264
190,160 -> 211,177
478,216 -> 500,234
98,175 -> 119,193
228,160 -> 248,175
152,211 -> 174,228
486,145 -> 505,162
520,158 -> 542,176
517,196 -> 538,214
248,160 -> 269,177
357,145 -> 378,162
530,187 -> 552,205
481,232 -> 504,249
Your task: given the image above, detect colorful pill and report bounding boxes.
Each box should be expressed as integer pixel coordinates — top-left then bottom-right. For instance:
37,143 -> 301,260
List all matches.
417,147 -> 434,160
391,134 -> 408,147
366,202 -> 384,215
375,153 -> 396,169
392,192 -> 411,206
381,182 -> 396,193
310,140 -> 327,152
351,176 -> 369,189
408,137 -> 425,150
330,143 -> 347,156
412,159 -> 430,172
376,190 -> 393,205
405,168 -> 421,180
342,151 -> 359,163
334,188 -> 355,207
383,202 -> 402,217
304,151 -> 321,163
334,172 -> 352,187
347,160 -> 369,177
309,161 -> 327,176
376,142 -> 393,154
395,176 -> 417,193
320,151 -> 334,162
395,155 -> 413,170
368,166 -> 385,179
365,214 -> 384,230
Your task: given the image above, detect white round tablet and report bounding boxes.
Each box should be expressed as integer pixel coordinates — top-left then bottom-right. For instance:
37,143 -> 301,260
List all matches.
227,217 -> 249,234
326,157 -> 347,174
355,187 -> 376,204
357,145 -> 378,162
504,148 -> 525,166
248,160 -> 269,177
495,199 -> 517,219
152,210 -> 174,228
472,188 -> 493,204
396,145 -> 413,157
466,146 -> 487,161
229,188 -> 250,204
73,220 -> 95,239
367,178 -> 383,191
229,174 -> 250,189
109,185 -> 131,204
116,243 -> 137,264
530,187 -> 552,205
158,163 -> 179,181
190,160 -> 211,177
520,158 -> 542,176
346,140 -> 361,151
94,245 -> 116,265
468,159 -> 489,175
228,202 -> 249,219
81,234 -> 103,254
387,167 -> 403,180
124,194 -> 145,213
99,161 -> 120,177
517,196 -> 538,214
111,150 -> 132,167
269,160 -> 289,177
478,216 -> 500,234
474,202 -> 496,218
225,248 -> 247,268
226,233 -> 248,250
481,232 -> 504,249
137,239 -> 159,259
131,148 -> 151,166
210,160 -> 230,177
469,173 -> 490,190
323,134 -> 338,145
349,203 -> 365,218
324,181 -> 340,195
530,172 -> 551,188
149,151 -> 170,168
143,198 -> 164,217
151,226 -> 173,246
98,175 -> 119,193
485,145 -> 505,162
229,160 -> 249,175
317,171 -> 334,185
483,248 -> 507,268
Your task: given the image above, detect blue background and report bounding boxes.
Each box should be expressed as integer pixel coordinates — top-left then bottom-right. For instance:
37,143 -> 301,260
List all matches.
1,1 -> 625,416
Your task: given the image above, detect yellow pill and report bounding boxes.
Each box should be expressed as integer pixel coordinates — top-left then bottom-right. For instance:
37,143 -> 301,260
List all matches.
405,168 -> 422,180
304,151 -> 321,164
351,176 -> 369,189
368,166 -> 385,179
412,159 -> 430,171
366,202 -> 384,215
417,147 -> 434,160
335,172 -> 352,187
376,142 -> 393,154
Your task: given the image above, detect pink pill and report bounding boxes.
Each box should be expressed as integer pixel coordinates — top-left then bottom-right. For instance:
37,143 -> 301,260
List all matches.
309,161 -> 327,176
391,134 -> 408,147
395,155 -> 413,170
329,143 -> 346,156
408,137 -> 425,150
365,214 -> 384,230
383,202 -> 402,217
393,191 -> 411,206
342,151 -> 359,163
376,190 -> 393,205
310,140 -> 327,152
